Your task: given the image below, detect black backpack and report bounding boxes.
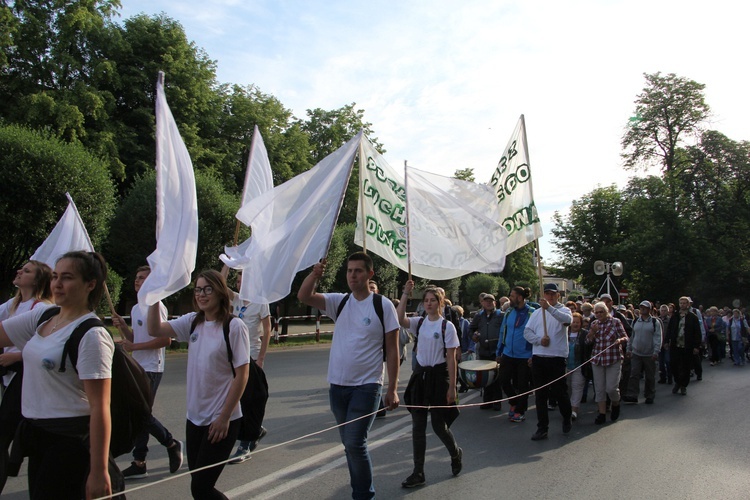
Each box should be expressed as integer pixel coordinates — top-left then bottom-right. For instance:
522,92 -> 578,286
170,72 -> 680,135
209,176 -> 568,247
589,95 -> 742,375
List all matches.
335,293 -> 387,360
37,307 -> 153,458
190,315 -> 269,442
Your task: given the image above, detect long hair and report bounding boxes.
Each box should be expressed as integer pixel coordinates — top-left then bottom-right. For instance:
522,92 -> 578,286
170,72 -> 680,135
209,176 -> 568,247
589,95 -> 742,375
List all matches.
58,252 -> 108,311
192,269 -> 233,326
10,260 -> 53,313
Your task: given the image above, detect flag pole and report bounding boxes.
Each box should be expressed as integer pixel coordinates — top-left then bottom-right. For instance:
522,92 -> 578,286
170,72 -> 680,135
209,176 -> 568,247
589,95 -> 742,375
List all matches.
404,160 -> 412,282
359,138 -> 367,254
519,114 -> 549,341
65,193 -> 116,316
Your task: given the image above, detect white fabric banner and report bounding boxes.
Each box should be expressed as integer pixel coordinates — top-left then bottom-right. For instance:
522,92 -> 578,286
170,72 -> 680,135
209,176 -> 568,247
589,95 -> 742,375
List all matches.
487,115 -> 543,254
220,125 -> 274,270
137,72 -> 198,308
354,138 -> 408,271
234,131 -> 362,303
406,167 -> 508,280
30,193 -> 94,268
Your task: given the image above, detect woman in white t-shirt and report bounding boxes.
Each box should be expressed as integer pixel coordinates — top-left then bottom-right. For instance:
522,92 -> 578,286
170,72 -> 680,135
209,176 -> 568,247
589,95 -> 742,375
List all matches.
0,259 -> 52,494
0,251 -> 117,499
147,269 -> 250,500
396,281 -> 462,489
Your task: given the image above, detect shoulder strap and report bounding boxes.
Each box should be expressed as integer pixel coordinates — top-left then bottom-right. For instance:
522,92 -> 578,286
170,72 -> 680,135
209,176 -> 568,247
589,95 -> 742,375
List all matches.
36,306 -> 61,328
222,316 -> 236,378
372,293 -> 386,361
58,317 -> 107,373
335,293 -> 351,319
441,318 -> 448,359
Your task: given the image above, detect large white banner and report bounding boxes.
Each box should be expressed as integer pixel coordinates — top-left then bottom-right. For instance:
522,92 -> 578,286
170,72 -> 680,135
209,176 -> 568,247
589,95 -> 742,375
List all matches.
30,193 -> 94,268
234,132 -> 362,303
406,167 -> 508,280
487,115 -> 543,255
221,125 -> 274,270
354,138 -> 408,271
138,71 -> 198,308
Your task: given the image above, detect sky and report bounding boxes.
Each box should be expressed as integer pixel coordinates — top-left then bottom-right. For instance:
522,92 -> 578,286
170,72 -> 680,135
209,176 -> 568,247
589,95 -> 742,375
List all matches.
119,0 -> 749,264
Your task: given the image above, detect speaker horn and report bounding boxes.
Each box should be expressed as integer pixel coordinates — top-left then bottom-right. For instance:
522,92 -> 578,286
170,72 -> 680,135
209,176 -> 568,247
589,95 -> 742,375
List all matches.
594,260 -> 606,276
611,261 -> 624,276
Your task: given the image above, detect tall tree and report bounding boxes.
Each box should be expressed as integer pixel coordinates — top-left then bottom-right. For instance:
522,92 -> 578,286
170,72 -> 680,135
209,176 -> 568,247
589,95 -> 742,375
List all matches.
621,72 -> 710,174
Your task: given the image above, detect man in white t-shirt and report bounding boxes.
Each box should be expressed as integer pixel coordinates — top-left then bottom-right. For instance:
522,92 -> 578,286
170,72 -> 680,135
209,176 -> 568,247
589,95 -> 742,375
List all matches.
112,266 -> 183,478
222,268 -> 272,464
298,252 -> 400,500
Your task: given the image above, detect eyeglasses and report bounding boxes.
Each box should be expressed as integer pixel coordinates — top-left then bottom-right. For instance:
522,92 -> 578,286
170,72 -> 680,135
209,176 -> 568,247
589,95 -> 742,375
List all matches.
194,286 -> 214,296
238,305 -> 248,318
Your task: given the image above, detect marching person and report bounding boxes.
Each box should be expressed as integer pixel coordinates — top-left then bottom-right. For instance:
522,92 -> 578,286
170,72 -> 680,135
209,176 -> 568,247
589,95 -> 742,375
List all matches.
586,302 -> 628,424
397,280 -> 462,488
0,260 -> 52,494
666,297 -> 702,395
0,251 -> 121,499
469,293 -> 504,410
523,283 -> 573,440
623,301 -> 662,404
111,265 -> 183,478
298,252 -> 400,500
147,269 -> 250,499
221,267 -> 271,464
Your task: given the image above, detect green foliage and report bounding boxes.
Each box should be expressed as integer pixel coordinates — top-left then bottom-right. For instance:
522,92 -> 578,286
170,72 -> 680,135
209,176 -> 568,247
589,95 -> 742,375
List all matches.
502,245 -> 538,295
464,274 -> 500,308
622,72 -> 710,173
453,168 -> 475,182
0,124 -> 116,293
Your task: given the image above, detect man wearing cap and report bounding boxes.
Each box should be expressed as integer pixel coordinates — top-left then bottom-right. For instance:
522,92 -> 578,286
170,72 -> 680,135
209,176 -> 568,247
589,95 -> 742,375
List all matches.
470,294 -> 504,410
600,293 -> 633,396
623,301 -> 662,404
523,283 -> 573,440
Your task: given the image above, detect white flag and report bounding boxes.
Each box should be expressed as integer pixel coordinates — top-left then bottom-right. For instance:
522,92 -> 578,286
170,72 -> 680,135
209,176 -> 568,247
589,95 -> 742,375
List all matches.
487,115 -> 543,254
406,166 -> 508,280
234,131 -> 362,303
30,193 -> 94,268
138,72 -> 198,308
220,125 -> 274,270
354,138 -> 408,271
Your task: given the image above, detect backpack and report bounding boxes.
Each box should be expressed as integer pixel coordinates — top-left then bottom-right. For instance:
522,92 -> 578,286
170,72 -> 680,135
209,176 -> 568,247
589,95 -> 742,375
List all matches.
335,293 -> 388,361
37,307 -> 153,458
190,315 -> 268,442
414,316 -> 448,359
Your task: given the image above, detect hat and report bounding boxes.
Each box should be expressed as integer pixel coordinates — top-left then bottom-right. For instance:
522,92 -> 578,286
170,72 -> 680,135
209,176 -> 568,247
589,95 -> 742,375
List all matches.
617,305 -> 626,311
639,300 -> 652,309
483,294 -> 496,301
600,293 -> 613,301
543,283 -> 558,293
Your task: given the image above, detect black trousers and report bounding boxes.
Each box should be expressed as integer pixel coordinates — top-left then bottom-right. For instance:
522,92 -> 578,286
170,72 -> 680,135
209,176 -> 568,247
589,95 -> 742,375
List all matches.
531,356 -> 572,431
670,347 -> 693,388
411,409 -> 459,473
498,355 -> 531,413
185,418 -> 241,499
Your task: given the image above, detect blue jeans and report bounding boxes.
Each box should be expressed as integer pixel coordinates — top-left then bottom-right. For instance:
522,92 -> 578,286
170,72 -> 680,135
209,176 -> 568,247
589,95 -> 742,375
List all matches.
133,371 -> 175,461
731,340 -> 745,365
329,383 -> 381,500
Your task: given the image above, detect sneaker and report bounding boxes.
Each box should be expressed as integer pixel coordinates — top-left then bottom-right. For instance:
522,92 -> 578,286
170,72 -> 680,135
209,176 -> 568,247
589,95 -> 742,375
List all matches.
645,398 -> 654,404
167,440 -> 183,473
622,396 -> 638,404
594,413 -> 606,425
122,461 -> 148,479
248,427 -> 267,452
571,411 -> 577,421
508,406 -> 516,420
509,412 -> 526,423
562,417 -> 572,434
229,445 -> 251,465
530,430 -> 548,441
680,387 -> 687,396
610,404 -> 620,422
401,472 -> 426,488
672,384 -> 680,394
451,448 -> 463,476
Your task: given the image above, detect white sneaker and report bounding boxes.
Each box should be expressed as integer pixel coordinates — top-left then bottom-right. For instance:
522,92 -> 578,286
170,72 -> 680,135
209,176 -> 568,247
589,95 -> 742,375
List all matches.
571,411 -> 578,421
229,445 -> 251,465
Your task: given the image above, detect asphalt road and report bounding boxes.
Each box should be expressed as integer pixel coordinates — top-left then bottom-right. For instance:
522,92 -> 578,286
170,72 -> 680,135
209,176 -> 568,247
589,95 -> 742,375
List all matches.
3,345 -> 750,499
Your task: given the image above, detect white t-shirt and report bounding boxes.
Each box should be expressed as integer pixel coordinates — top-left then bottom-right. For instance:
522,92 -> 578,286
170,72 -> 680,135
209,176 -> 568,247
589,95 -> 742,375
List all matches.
130,302 -> 168,373
323,293 -> 400,386
231,295 -> 270,360
2,305 -> 114,419
408,316 -> 460,367
0,297 -> 45,386
169,313 -> 250,426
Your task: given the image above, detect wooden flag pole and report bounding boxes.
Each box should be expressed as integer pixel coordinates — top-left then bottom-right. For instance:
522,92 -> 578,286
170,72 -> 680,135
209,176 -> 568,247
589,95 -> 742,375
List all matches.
359,139 -> 367,254
534,238 -> 549,343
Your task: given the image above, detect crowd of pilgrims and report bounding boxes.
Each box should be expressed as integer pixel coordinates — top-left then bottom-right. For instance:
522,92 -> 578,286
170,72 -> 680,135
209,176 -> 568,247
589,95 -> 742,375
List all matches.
0,253 -> 747,498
